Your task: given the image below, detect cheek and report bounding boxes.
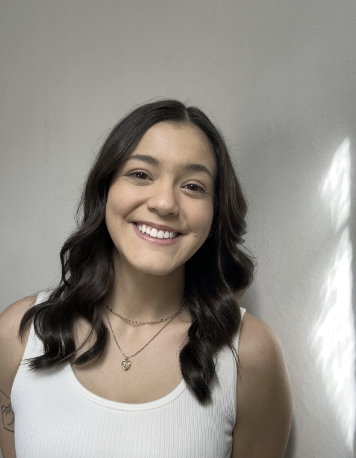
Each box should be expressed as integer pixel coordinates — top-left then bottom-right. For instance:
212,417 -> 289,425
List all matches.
104,190 -> 128,236
105,194 -> 119,225
106,196 -> 123,216
191,203 -> 214,238
105,185 -> 139,219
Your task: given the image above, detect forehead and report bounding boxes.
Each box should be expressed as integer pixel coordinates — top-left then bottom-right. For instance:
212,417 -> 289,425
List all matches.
130,122 -> 216,174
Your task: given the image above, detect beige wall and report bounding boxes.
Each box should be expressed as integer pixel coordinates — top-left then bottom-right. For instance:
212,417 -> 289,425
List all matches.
1,1 -> 355,457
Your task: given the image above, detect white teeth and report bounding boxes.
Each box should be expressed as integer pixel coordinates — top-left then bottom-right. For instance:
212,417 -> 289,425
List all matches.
136,224 -> 177,239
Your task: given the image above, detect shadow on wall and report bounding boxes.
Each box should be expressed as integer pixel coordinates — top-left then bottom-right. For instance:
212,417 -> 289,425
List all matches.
284,420 -> 296,458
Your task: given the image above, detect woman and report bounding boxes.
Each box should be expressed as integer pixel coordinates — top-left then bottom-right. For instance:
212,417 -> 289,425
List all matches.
0,100 -> 292,457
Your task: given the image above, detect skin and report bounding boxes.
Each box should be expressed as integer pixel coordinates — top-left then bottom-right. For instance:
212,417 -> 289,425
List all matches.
232,314 -> 292,457
0,296 -> 34,458
0,122 -> 292,457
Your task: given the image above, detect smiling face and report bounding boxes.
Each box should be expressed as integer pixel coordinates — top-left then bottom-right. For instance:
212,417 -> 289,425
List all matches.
105,121 -> 216,277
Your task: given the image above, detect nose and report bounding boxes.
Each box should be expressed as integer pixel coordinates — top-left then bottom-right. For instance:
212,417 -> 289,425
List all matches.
146,180 -> 179,216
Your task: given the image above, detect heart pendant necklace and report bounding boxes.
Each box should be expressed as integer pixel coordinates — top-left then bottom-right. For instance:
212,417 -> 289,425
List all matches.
105,305 -> 184,371
121,358 -> 131,371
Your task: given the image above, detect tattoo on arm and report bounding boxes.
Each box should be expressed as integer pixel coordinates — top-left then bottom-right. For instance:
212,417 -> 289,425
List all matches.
0,389 -> 14,432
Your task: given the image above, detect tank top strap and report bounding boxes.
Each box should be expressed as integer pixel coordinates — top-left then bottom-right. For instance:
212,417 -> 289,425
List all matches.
234,307 -> 246,350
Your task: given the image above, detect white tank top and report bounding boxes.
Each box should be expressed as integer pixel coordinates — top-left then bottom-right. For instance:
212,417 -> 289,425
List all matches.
11,292 -> 246,458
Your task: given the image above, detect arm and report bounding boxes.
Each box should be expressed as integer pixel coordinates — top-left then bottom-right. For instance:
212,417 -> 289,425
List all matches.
232,313 -> 292,458
0,297 -> 35,458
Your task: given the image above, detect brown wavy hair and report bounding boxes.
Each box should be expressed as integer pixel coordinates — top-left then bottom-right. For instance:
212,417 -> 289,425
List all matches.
20,99 -> 254,403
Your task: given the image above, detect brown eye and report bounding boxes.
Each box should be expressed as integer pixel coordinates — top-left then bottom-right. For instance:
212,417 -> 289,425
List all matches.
128,171 -> 150,180
184,183 -> 206,193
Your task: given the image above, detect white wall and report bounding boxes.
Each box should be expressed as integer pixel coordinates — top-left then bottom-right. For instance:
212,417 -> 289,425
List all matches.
1,1 -> 355,457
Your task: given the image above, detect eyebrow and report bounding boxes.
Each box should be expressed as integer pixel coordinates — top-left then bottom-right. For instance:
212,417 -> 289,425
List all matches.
126,154 -> 214,180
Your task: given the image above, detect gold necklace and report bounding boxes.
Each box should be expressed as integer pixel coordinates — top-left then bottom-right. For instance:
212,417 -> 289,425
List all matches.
105,308 -> 183,371
105,301 -> 185,325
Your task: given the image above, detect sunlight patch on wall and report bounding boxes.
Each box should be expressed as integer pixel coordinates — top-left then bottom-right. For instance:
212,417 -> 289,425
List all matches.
321,139 -> 351,231
312,138 -> 355,452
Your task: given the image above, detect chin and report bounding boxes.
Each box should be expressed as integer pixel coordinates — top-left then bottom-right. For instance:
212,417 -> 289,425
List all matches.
132,260 -> 183,277
140,266 -> 181,277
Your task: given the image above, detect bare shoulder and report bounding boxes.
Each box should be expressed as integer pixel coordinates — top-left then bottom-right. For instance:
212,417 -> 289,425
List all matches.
232,312 -> 292,458
0,296 -> 37,387
238,312 -> 286,370
0,295 -> 36,343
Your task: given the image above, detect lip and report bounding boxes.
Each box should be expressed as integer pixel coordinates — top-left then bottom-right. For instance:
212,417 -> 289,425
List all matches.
132,223 -> 182,246
134,221 -> 182,234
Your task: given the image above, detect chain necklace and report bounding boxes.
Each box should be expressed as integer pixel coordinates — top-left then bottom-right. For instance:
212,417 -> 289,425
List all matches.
105,301 -> 185,326
105,307 -> 183,371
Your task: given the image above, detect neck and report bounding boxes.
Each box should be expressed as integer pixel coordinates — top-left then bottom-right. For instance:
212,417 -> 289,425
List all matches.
107,257 -> 185,322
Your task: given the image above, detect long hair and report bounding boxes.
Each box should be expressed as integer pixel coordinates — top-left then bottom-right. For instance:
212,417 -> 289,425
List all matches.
19,100 -> 254,403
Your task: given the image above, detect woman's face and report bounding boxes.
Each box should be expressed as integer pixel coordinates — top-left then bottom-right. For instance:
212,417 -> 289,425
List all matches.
105,121 -> 216,277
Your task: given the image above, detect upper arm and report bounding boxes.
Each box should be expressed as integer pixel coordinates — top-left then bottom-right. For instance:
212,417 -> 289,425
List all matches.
0,296 -> 36,458
232,313 -> 292,458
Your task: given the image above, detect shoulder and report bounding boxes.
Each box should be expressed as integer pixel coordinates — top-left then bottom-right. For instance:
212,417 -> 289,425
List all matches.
0,296 -> 37,389
0,296 -> 36,343
238,312 -> 285,369
232,312 -> 292,458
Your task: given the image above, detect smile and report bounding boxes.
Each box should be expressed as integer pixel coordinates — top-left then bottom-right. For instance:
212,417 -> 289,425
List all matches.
135,223 -> 178,239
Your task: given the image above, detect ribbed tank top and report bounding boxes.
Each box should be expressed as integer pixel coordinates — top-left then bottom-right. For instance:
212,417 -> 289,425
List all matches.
11,292 -> 246,458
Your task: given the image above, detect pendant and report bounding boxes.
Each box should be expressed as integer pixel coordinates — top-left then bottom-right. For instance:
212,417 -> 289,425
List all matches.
121,358 -> 131,371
